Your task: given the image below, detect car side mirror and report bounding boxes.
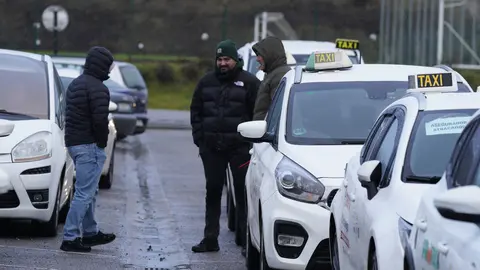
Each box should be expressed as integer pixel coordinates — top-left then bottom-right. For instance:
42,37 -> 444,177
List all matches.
477,86 -> 480,92
109,101 -> 118,112
237,120 -> 273,143
357,160 -> 381,200
434,185 -> 480,223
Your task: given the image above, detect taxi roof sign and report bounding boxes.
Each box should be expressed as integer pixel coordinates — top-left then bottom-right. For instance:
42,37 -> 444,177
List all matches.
335,38 -> 360,50
407,72 -> 458,93
304,50 -> 352,72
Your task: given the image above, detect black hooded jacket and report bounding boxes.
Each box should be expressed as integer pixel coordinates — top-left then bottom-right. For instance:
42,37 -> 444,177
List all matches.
65,47 -> 113,148
190,63 -> 261,152
252,37 -> 291,120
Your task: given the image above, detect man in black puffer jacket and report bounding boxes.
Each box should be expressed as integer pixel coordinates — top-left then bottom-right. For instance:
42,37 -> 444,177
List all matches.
190,40 -> 261,254
61,46 -> 116,252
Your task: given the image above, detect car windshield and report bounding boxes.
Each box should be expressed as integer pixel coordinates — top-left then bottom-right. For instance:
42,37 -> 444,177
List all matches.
104,79 -> 124,89
286,81 -> 470,145
119,65 -> 146,89
403,109 -> 477,183
292,54 -> 360,65
54,62 -> 83,72
0,54 -> 49,119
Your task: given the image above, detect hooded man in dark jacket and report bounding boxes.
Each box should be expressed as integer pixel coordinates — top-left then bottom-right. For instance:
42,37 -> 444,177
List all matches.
60,46 -> 116,252
252,36 -> 291,120
190,40 -> 261,253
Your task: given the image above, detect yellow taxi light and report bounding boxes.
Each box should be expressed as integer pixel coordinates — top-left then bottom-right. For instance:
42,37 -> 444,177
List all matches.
335,38 -> 360,50
407,72 -> 458,93
304,50 -> 352,72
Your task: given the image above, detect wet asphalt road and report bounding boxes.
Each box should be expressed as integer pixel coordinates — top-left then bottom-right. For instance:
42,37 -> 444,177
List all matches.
0,129 -> 245,270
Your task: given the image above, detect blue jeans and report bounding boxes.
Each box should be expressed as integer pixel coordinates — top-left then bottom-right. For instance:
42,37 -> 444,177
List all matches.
63,143 -> 106,241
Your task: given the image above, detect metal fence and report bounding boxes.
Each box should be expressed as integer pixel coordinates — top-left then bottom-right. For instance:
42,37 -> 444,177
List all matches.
378,0 -> 480,67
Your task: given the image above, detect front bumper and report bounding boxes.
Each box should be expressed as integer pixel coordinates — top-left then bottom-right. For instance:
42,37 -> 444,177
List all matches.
133,113 -> 149,134
262,190 -> 332,270
0,158 -> 57,221
112,113 -> 137,136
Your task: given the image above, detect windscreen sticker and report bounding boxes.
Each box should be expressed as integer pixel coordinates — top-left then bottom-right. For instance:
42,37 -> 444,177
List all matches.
425,116 -> 471,136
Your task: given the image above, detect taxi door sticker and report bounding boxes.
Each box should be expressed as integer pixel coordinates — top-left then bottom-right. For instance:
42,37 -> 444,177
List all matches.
422,239 -> 440,269
425,116 -> 471,136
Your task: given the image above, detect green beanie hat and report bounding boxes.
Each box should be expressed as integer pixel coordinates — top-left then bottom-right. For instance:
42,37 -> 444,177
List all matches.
216,39 -> 239,62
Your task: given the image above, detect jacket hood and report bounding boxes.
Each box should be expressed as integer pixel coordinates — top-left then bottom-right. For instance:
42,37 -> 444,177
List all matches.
252,37 -> 287,73
83,46 -> 114,81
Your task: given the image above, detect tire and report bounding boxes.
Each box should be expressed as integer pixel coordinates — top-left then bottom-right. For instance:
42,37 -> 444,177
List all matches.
259,221 -> 272,270
99,145 -> 115,189
246,209 -> 260,270
330,226 -> 341,270
369,248 -> 379,270
59,184 -> 73,223
33,181 -> 61,237
235,207 -> 242,246
227,189 -> 236,232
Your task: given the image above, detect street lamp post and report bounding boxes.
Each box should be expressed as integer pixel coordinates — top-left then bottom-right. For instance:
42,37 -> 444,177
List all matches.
221,0 -> 229,40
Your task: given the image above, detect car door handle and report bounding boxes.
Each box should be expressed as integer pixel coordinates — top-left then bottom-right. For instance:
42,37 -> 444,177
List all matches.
347,192 -> 355,202
415,219 -> 427,232
436,242 -> 449,255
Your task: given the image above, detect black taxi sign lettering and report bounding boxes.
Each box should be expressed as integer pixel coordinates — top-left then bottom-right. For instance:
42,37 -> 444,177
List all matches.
335,39 -> 360,50
314,52 -> 336,63
416,73 -> 453,88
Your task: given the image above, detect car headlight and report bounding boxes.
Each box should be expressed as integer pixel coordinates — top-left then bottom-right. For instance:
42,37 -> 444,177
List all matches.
274,156 -> 325,204
11,131 -> 52,163
117,102 -> 133,112
398,217 -> 413,248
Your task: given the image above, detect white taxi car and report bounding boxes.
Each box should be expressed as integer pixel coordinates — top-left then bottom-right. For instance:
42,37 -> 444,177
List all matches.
329,72 -> 480,270
237,50 -> 474,270
406,109 -> 480,270
0,49 -> 75,236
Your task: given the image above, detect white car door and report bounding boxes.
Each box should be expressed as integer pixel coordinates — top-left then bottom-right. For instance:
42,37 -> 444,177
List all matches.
249,79 -> 288,244
413,122 -> 480,270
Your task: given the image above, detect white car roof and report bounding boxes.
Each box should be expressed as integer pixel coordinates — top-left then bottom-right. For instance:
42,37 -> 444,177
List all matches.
411,93 -> 480,111
0,49 -> 44,61
299,64 -> 462,83
57,68 -> 81,78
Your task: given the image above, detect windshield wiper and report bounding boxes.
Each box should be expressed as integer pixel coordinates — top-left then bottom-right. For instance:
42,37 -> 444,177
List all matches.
405,175 -> 441,183
340,139 -> 366,145
0,109 -> 37,119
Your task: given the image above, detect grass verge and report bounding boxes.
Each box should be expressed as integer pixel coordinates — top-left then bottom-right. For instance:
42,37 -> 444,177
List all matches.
148,82 -> 195,110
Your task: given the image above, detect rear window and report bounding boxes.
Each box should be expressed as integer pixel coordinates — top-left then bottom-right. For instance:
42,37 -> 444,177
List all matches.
403,109 -> 477,183
119,65 -> 146,89
0,54 -> 49,119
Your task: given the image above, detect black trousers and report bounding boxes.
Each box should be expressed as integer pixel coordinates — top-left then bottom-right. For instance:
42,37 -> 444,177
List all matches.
200,146 -> 250,245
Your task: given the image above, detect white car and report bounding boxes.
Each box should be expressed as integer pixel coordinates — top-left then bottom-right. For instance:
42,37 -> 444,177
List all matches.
52,57 -> 149,134
406,109 -> 480,270
237,50 -> 474,270
329,72 -> 480,270
56,68 -> 118,189
0,49 -> 75,236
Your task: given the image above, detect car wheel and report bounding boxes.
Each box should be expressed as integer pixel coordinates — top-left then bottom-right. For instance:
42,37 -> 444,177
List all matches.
227,187 -> 236,232
369,248 -> 379,270
330,226 -> 341,270
99,145 -> 115,189
259,221 -> 272,270
59,184 -> 73,223
246,210 -> 260,270
34,181 -> 61,237
235,207 -> 242,246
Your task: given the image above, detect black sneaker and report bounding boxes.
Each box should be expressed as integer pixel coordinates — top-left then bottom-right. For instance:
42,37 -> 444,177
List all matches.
191,238 -> 219,253
82,231 -> 116,247
60,238 -> 91,252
